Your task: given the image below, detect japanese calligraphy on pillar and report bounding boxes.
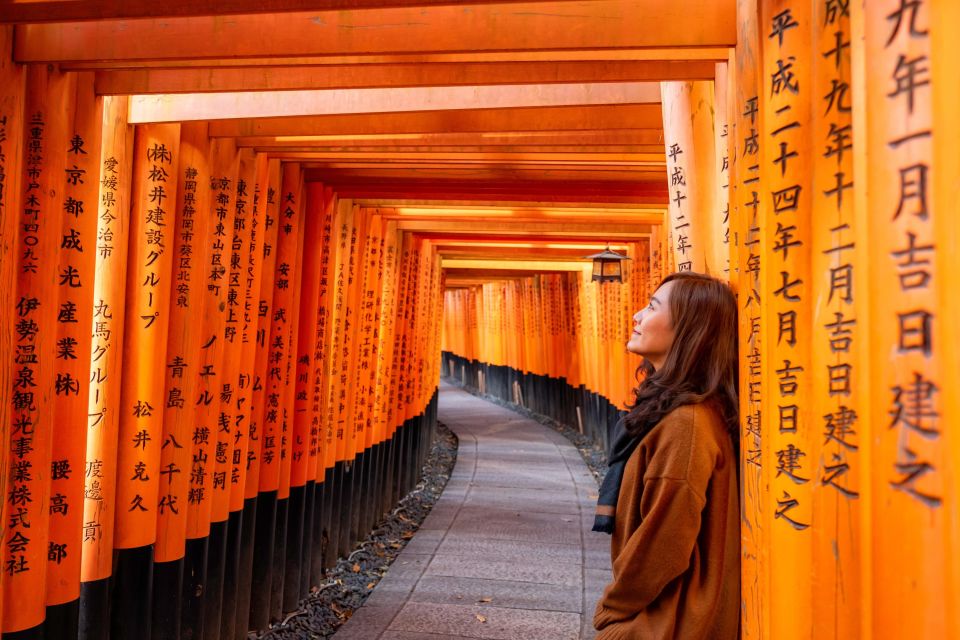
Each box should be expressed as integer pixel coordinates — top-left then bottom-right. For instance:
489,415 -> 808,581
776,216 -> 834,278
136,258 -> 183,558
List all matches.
228,153 -> 265,513
5,66 -> 72,633
326,200 -> 353,463
211,148 -> 252,523
155,123 -> 211,562
811,0 -> 860,633
291,180 -> 326,491
660,81 -> 720,274
731,0 -> 766,637
260,163 -> 302,493
861,1 -> 945,635
247,159 -> 280,498
48,72 -> 101,609
0,29 -> 25,630
372,222 -> 399,453
115,124 -> 179,550
762,0 -> 813,535
186,139 -> 234,539
357,216 -> 385,452
82,95 -> 132,585
874,0 -> 941,510
715,63 -> 732,275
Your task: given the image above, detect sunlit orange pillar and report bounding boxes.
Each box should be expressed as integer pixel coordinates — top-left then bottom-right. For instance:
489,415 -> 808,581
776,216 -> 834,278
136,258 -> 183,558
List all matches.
227,151 -> 268,637
0,29 -> 24,631
205,145 -> 254,639
855,1 -> 955,636
372,220 -> 400,515
183,136 -> 235,637
729,0 -> 765,637
660,81 -> 721,274
47,71 -> 102,633
297,184 -> 336,590
810,0 -> 860,635
152,121 -> 212,636
759,1 -> 813,638
112,121 -> 180,636
80,94 -> 134,639
3,63 -> 73,636
245,158 -> 282,631
930,1 -> 960,631
714,62 -> 731,276
263,162 -> 304,618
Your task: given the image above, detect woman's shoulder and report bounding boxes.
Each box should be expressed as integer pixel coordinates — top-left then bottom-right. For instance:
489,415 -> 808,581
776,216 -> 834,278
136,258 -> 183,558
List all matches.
641,402 -> 728,474
658,401 -> 726,437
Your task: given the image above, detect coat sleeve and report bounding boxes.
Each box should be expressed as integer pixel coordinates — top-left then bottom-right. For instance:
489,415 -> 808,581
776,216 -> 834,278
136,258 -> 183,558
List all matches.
593,476 -> 706,628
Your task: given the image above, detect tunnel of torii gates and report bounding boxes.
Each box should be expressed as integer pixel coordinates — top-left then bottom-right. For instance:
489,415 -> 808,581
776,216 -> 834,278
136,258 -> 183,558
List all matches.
0,0 -> 957,639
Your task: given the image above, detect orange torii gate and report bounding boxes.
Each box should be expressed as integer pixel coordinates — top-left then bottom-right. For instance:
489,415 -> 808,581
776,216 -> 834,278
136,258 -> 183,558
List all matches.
0,1 -> 959,638
0,59 -> 446,640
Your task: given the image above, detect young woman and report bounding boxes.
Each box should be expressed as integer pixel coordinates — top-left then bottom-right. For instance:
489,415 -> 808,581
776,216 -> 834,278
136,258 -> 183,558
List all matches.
593,272 -> 740,639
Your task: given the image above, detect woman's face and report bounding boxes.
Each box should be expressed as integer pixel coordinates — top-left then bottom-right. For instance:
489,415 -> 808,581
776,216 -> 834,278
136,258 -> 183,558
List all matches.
626,280 -> 676,370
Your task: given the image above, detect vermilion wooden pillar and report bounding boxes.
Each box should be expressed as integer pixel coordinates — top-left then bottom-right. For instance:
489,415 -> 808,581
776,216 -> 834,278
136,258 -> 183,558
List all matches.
79,94 -> 134,640
204,146 -> 254,640
759,1 -> 813,638
112,121 -> 180,638
182,137 -> 235,639
730,0 -> 765,637
47,70 -> 102,639
0,25 -> 25,635
810,1 -> 860,635
151,121 -> 212,640
228,152 -> 268,640
246,158 -> 281,633
660,81 -> 720,274
3,63 -> 74,638
855,1 -> 954,637
930,2 -> 960,631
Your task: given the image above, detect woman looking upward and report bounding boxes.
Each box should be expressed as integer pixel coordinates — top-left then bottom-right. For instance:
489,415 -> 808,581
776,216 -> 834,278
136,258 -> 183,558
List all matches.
593,272 -> 740,640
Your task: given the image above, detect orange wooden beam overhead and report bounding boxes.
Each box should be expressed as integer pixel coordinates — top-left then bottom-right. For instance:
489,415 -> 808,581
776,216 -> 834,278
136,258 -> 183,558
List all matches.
321,178 -> 667,204
58,49 -> 729,71
126,82 -> 660,123
397,219 -> 655,237
0,0 -> 641,22
14,1 -> 736,63
95,60 -> 717,95
232,130 -> 666,149
209,104 -> 663,137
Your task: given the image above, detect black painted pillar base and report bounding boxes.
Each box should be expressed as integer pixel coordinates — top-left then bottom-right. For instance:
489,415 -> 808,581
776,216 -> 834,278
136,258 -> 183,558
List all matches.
151,558 -> 184,640
234,496 -> 258,640
282,485 -> 306,613
220,510 -> 243,640
79,577 -> 111,640
1,623 -> 44,640
111,545 -> 153,639
248,491 -> 276,631
309,479 -> 326,588
300,480 -> 316,597
45,598 -> 78,640
201,520 -> 228,640
320,466 -> 337,571
180,536 -> 208,640
270,496 -> 288,623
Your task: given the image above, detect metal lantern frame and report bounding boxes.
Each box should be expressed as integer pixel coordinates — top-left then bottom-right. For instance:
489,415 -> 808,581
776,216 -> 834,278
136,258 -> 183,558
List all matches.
585,246 -> 630,283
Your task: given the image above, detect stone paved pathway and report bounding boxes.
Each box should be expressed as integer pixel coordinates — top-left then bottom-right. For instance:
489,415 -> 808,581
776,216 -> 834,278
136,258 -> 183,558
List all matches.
334,382 -> 612,639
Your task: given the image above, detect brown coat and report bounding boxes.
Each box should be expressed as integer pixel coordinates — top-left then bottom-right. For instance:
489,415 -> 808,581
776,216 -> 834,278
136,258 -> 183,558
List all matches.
593,403 -> 740,640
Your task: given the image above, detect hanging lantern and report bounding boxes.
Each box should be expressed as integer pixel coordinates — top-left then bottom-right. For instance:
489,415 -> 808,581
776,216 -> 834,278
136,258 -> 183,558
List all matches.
585,246 -> 630,283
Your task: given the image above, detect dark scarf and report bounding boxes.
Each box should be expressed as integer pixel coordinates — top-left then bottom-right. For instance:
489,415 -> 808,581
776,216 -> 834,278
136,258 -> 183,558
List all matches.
593,416 -> 641,534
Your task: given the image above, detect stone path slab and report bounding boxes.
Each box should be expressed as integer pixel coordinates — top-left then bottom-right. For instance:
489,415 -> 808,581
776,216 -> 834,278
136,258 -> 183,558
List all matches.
334,382 -> 612,639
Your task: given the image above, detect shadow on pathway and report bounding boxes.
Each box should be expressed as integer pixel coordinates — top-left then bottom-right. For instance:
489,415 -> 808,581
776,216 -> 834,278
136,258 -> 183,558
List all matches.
334,382 -> 612,640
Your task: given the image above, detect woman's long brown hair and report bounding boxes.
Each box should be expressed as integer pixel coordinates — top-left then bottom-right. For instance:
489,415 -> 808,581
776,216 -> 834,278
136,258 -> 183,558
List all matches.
625,272 -> 740,448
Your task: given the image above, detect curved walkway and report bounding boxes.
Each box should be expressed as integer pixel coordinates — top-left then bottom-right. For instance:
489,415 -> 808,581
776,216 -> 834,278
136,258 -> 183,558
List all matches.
334,382 -> 612,640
